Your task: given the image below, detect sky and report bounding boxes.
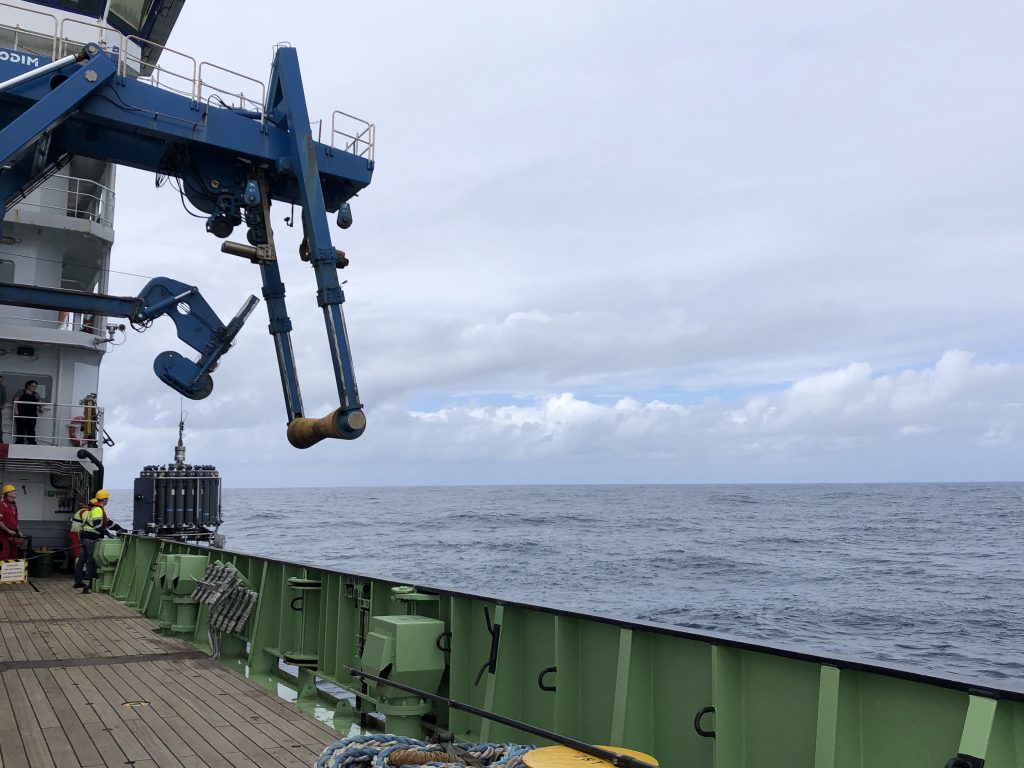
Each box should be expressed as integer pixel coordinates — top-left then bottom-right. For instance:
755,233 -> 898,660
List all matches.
98,1 -> 1024,488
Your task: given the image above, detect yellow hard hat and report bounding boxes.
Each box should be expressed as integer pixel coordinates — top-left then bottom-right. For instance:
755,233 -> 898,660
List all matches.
1,484 -> 14,495
95,489 -> 110,500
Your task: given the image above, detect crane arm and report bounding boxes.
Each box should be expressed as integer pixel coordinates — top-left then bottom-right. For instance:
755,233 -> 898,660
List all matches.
0,41 -> 374,445
0,279 -> 258,400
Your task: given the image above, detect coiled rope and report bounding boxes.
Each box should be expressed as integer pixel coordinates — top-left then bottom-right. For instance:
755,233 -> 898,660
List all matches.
317,734 -> 534,768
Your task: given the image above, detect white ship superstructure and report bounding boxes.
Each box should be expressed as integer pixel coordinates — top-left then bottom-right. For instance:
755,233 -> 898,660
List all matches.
0,0 -> 184,551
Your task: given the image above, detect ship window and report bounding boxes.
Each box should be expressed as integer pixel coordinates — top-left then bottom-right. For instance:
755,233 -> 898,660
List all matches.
22,0 -> 106,19
107,0 -> 154,36
0,260 -> 13,284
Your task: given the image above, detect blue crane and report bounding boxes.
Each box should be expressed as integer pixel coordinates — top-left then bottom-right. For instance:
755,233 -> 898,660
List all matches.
0,41 -> 373,447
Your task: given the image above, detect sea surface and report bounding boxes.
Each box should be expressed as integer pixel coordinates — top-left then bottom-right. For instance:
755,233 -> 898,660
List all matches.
117,483 -> 1024,686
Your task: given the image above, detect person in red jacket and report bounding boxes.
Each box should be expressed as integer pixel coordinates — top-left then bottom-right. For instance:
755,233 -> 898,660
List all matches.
0,484 -> 25,560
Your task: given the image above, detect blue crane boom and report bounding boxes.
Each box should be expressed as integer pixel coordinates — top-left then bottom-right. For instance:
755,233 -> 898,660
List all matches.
0,279 -> 259,400
0,41 -> 374,447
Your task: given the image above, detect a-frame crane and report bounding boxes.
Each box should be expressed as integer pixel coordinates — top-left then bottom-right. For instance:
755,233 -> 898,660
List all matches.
0,41 -> 373,447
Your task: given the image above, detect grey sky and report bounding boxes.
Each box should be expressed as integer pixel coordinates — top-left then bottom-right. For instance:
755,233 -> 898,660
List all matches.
100,1 -> 1024,487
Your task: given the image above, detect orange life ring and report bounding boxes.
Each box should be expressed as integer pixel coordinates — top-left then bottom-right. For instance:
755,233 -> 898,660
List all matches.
67,415 -> 85,447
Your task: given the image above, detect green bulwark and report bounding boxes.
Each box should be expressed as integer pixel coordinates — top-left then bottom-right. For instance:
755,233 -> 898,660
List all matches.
109,536 -> 1024,768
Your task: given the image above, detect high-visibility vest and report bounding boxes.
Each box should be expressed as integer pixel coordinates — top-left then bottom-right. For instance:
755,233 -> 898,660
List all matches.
70,505 -> 89,533
82,506 -> 105,534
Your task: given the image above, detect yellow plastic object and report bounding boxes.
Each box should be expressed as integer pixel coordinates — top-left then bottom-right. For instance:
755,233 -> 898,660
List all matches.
524,746 -> 659,768
95,489 -> 110,500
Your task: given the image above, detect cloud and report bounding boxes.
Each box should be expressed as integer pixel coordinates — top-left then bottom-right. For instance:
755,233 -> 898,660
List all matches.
101,349 -> 1020,486
367,351 -> 1020,465
81,2 -> 1024,487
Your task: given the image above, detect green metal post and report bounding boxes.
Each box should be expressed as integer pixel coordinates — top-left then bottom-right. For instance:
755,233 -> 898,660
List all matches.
712,645 -> 741,768
610,628 -> 633,745
956,695 -> 999,765
248,561 -> 278,683
284,576 -> 322,668
814,665 -> 841,768
478,604 -> 504,743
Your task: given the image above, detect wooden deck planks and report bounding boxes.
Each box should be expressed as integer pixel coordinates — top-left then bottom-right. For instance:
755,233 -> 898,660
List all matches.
0,578 -> 338,768
35,668 -> 106,767
0,672 -> 31,768
117,662 -> 271,767
5,669 -> 58,767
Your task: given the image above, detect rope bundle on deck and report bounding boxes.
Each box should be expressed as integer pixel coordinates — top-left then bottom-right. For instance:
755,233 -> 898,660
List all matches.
317,734 -> 534,768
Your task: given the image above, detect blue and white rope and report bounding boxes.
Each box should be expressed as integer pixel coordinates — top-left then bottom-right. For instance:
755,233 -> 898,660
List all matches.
317,734 -> 534,768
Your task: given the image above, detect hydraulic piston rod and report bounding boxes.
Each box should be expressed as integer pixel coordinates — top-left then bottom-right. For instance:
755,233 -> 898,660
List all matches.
0,50 -> 85,95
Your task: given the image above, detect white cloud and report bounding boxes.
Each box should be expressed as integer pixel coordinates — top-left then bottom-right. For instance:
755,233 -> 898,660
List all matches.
378,351 -> 1023,464
83,2 -> 1024,486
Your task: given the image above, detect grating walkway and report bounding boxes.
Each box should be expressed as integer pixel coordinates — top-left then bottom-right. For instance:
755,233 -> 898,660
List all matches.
0,578 -> 339,767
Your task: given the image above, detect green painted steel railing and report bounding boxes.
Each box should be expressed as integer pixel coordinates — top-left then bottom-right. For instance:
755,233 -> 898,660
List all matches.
109,535 -> 1024,768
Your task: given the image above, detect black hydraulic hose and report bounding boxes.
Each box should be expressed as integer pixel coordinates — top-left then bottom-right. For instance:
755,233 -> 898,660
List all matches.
474,606 -> 500,686
343,666 -> 658,768
76,448 -> 103,491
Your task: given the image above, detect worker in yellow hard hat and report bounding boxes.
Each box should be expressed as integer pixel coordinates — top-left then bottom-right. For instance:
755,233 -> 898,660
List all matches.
70,497 -> 96,588
79,489 -> 114,594
0,483 -> 24,560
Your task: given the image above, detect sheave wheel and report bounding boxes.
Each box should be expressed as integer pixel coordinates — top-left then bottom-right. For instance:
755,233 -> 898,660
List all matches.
183,375 -> 214,400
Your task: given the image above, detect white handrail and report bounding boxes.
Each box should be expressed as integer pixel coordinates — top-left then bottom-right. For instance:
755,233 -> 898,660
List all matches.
331,111 -> 375,161
121,35 -> 197,102
2,400 -> 105,448
0,308 -> 108,336
198,60 -> 266,120
16,172 -> 116,228
57,17 -> 122,58
0,2 -> 59,58
0,20 -> 376,162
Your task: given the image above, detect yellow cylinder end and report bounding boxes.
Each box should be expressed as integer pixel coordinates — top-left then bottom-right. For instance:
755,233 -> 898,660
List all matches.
524,747 -> 659,768
287,408 -> 366,448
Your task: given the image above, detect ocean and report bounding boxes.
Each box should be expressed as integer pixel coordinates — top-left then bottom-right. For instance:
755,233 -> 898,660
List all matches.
114,482 -> 1024,685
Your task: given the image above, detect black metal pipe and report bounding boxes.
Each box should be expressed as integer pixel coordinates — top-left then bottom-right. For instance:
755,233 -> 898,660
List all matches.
343,666 -> 658,768
76,448 -> 103,493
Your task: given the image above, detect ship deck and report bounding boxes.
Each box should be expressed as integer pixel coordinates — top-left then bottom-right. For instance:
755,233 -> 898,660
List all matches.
0,577 -> 341,767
